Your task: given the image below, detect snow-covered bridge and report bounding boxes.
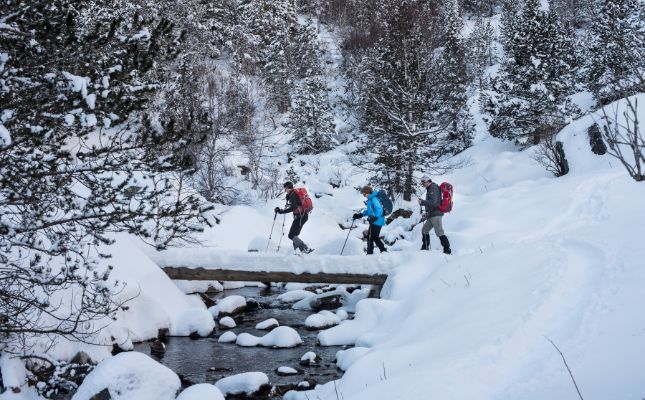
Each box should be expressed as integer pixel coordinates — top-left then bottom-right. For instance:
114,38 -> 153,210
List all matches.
151,249 -> 398,296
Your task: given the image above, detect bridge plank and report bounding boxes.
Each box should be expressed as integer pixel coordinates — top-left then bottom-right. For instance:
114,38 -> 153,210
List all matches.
162,266 -> 388,286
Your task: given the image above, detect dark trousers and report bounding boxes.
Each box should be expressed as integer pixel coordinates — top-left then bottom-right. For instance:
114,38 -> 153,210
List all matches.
367,224 -> 386,254
288,213 -> 309,250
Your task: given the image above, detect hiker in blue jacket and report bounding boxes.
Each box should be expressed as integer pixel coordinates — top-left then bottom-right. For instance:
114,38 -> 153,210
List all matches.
352,186 -> 387,255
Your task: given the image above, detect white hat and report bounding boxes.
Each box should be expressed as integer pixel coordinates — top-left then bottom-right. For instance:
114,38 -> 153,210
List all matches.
421,175 -> 431,182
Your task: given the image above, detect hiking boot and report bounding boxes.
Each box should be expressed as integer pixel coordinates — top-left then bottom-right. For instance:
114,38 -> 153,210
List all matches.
439,235 -> 451,255
421,234 -> 430,250
302,247 -> 315,254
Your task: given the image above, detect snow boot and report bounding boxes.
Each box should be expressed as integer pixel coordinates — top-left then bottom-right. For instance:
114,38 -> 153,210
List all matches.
421,234 -> 430,250
439,235 -> 451,255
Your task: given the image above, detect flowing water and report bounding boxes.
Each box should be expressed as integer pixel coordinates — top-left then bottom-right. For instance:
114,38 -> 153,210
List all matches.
133,286 -> 349,395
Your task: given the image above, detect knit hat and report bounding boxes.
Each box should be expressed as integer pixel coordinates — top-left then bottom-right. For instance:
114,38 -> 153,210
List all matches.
420,175 -> 431,183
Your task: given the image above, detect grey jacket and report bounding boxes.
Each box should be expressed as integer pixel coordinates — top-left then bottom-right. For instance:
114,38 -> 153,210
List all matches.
420,182 -> 443,218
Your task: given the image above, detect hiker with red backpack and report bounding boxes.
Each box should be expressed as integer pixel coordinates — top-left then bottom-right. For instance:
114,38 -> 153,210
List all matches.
275,181 -> 314,254
418,175 -> 452,254
352,186 -> 388,255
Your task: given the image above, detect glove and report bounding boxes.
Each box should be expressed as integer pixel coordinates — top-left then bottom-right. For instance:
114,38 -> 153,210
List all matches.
274,207 -> 282,214
352,213 -> 362,220
367,216 -> 377,223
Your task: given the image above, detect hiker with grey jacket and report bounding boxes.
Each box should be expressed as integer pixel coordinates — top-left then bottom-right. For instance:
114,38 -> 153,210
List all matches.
418,175 -> 451,254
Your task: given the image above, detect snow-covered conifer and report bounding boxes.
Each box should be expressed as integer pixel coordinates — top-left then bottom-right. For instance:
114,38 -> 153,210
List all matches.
482,0 -> 579,145
286,77 -> 336,154
587,0 -> 645,104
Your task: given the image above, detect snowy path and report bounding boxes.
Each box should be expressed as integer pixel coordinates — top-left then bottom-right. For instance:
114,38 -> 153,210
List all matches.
151,249 -> 400,276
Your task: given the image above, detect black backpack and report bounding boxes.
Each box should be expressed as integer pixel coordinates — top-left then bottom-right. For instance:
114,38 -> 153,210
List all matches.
376,189 -> 393,216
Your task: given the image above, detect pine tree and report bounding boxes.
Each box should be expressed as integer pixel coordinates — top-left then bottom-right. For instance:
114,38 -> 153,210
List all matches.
287,77 -> 336,154
482,0 -> 579,145
467,15 -> 496,86
434,0 -> 474,151
236,0 -> 322,111
587,0 -> 645,104
352,1 -> 468,200
0,0 -> 208,353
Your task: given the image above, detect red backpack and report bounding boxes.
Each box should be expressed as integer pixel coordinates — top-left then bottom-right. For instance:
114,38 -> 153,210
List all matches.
439,182 -> 453,213
294,187 -> 313,214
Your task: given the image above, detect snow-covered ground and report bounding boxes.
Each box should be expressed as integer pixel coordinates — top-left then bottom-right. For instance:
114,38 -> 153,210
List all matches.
3,89 -> 643,400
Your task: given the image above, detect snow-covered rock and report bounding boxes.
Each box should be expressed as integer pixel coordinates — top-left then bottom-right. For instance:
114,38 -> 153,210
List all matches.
208,295 -> 247,317
235,326 -> 303,348
174,280 -> 223,294
299,351 -> 321,366
305,310 -> 341,330
176,384 -> 225,400
173,308 -> 215,337
278,290 -> 315,303
218,331 -> 237,343
275,366 -> 301,376
72,352 -> 180,400
255,318 -> 279,330
215,372 -> 269,397
218,316 -> 236,329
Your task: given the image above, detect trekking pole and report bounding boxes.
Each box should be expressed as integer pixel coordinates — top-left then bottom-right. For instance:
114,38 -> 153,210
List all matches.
277,213 -> 286,252
340,219 -> 355,256
265,212 -> 278,252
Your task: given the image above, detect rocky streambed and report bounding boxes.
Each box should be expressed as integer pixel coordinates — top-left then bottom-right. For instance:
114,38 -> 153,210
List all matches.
133,284 -> 358,398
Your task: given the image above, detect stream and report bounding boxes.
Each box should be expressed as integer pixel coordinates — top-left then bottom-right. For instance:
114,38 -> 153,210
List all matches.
133,285 -> 349,396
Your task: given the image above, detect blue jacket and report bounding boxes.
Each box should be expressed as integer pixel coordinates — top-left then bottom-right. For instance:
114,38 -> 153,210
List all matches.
361,192 -> 386,226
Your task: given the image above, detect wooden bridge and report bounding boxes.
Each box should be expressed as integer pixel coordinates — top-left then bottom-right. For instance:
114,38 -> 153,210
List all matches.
155,250 -> 396,297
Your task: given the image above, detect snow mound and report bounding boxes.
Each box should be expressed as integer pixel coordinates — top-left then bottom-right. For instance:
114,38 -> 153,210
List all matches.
248,235 -> 269,252
278,289 -> 315,303
300,351 -> 319,364
218,331 -> 237,343
174,280 -> 223,294
235,326 -> 303,348
219,316 -> 236,329
305,310 -> 341,329
0,354 -> 27,391
215,372 -> 269,396
255,318 -> 279,330
276,366 -> 300,376
176,384 -> 225,400
208,295 -> 247,317
335,347 -> 369,371
72,352 -> 180,400
172,308 -> 215,337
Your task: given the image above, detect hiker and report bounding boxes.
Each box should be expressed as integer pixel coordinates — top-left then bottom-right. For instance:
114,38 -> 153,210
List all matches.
352,186 -> 387,255
418,175 -> 451,254
275,181 -> 313,253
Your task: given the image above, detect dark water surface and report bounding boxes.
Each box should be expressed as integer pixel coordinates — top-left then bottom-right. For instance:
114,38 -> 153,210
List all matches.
134,286 -> 347,390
